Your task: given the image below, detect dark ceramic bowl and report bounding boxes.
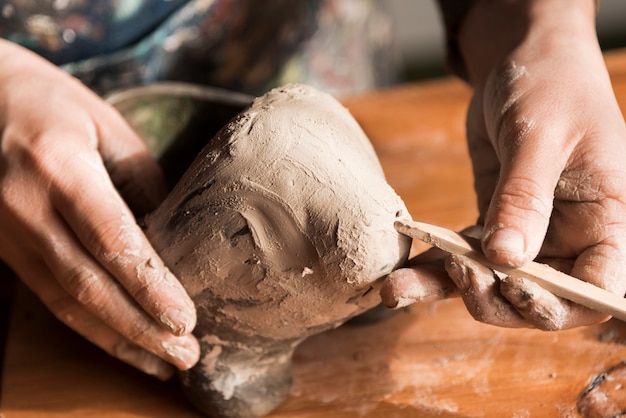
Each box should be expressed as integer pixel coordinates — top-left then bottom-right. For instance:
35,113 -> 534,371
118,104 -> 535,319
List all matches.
106,82 -> 253,188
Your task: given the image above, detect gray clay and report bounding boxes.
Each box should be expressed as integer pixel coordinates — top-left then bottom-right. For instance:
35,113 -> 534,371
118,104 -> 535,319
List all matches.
143,83 -> 411,417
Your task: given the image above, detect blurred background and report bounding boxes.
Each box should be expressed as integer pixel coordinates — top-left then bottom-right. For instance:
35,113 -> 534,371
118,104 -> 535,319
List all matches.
388,0 -> 626,81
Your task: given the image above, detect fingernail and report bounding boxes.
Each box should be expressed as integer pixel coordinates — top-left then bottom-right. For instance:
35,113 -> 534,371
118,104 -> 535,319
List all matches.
115,341 -> 176,380
159,307 -> 194,335
162,337 -> 200,370
483,227 -> 527,266
381,270 -> 419,309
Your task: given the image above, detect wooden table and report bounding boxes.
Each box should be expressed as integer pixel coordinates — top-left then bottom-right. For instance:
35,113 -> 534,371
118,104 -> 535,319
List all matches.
3,50 -> 626,418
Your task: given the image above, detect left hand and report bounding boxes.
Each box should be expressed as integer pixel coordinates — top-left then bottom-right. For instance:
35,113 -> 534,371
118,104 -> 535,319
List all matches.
0,40 -> 199,378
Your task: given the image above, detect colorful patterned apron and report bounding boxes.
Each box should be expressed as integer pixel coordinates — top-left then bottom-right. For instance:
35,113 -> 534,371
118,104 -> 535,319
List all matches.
1,0 -> 395,96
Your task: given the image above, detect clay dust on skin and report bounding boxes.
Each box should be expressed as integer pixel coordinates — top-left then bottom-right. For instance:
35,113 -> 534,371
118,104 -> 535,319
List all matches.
501,276 -> 569,330
496,60 -> 528,117
162,340 -> 198,367
482,223 -> 532,266
511,116 -> 537,147
101,213 -> 144,268
104,212 -> 197,333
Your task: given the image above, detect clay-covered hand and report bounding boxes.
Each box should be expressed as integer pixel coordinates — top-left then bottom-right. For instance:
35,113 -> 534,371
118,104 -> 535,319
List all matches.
383,0 -> 626,329
0,40 -> 199,378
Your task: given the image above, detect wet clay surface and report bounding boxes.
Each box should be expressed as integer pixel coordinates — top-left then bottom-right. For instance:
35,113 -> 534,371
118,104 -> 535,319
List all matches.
142,84 -> 410,416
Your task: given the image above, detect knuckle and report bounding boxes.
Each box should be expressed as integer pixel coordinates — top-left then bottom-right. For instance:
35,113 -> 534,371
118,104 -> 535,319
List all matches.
492,178 -> 552,221
61,266 -> 108,310
46,293 -> 79,324
126,276 -> 153,301
0,135 -> 69,210
53,266 -> 156,346
4,133 -> 63,175
123,318 -> 154,344
466,304 -> 491,324
86,217 -> 139,263
86,218 -> 123,254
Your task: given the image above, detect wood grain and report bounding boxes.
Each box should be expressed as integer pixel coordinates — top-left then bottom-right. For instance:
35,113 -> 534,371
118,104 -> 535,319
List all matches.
2,49 -> 626,418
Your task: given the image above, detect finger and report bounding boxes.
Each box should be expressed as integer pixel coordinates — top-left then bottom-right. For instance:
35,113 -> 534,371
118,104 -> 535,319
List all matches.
50,290 -> 178,380
565,241 -> 624,325
381,267 -> 456,309
445,254 -> 527,327
35,237 -> 200,370
380,247 -> 456,309
500,276 -> 609,330
7,246 -> 189,377
0,160 -> 199,371
530,160 -> 626,327
534,227 -> 626,328
18,204 -> 200,370
94,105 -> 169,216
47,140 -> 196,336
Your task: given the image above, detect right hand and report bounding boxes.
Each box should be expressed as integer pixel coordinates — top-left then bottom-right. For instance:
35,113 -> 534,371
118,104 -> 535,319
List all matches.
0,39 -> 199,380
383,0 -> 626,331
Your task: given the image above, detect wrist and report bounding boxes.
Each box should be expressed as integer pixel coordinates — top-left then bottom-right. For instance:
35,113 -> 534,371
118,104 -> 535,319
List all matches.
456,0 -> 598,87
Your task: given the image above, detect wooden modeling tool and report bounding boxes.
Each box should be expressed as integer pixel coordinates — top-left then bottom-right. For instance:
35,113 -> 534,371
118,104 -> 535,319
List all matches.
394,219 -> 626,322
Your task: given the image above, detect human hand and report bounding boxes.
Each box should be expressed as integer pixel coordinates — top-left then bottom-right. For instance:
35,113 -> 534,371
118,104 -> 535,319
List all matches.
383,0 -> 626,329
0,40 -> 199,378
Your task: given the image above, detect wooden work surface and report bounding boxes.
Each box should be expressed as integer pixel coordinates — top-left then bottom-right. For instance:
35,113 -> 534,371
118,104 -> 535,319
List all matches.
3,50 -> 626,418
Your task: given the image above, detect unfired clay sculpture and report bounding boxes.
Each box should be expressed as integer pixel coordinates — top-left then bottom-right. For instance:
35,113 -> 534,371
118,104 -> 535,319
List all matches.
142,83 -> 411,417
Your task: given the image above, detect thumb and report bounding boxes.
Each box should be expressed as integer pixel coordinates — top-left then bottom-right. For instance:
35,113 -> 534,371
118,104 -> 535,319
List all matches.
482,141 -> 561,267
